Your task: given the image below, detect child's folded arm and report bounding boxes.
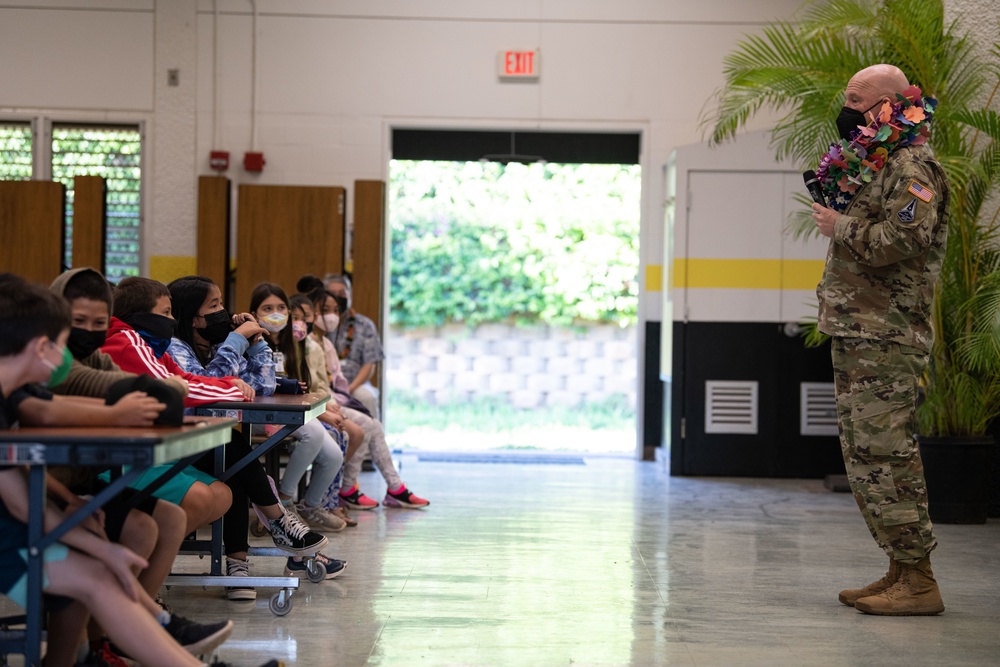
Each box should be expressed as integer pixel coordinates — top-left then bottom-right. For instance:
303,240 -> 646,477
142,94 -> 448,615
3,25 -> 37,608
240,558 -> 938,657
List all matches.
16,393 -> 164,428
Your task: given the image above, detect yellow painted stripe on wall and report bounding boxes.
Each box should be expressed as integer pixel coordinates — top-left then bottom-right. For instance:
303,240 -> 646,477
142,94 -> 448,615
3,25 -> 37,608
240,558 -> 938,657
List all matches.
645,264 -> 662,292
149,255 -> 197,284
780,260 -> 826,290
673,259 -> 825,290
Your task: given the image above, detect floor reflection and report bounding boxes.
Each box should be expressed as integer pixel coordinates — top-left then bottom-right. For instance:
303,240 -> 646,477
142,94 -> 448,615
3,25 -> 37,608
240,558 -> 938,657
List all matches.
4,454 -> 996,666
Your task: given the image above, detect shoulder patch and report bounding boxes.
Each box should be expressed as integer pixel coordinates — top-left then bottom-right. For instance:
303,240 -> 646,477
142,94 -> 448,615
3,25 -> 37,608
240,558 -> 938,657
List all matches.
907,180 -> 934,203
897,198 -> 918,223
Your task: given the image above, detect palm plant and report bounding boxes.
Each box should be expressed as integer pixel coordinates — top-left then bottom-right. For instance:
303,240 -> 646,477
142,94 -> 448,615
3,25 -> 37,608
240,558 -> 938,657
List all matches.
704,0 -> 1000,437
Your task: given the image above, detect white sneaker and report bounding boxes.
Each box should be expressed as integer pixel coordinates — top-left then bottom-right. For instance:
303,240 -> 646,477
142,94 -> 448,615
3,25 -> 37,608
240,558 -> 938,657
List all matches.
225,557 -> 256,601
297,503 -> 347,533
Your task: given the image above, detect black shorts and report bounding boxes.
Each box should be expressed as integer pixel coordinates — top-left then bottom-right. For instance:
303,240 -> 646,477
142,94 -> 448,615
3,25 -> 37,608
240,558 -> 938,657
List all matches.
98,487 -> 159,543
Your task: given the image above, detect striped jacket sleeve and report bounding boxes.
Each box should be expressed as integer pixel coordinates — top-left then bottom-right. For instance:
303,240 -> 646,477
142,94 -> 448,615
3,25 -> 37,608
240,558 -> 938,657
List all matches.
106,329 -> 244,406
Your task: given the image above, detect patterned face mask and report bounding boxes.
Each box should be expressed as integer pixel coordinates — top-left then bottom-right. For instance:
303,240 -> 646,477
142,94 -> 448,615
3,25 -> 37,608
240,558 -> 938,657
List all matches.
292,320 -> 308,341
259,312 -> 288,333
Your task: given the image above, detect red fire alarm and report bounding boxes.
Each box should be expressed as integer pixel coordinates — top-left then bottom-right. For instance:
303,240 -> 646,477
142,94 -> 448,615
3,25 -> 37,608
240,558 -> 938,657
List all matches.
243,151 -> 266,172
209,150 -> 229,172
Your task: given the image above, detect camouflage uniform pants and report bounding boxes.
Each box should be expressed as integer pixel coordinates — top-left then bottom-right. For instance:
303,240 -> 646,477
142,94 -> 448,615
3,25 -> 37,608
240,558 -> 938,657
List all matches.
831,337 -> 937,563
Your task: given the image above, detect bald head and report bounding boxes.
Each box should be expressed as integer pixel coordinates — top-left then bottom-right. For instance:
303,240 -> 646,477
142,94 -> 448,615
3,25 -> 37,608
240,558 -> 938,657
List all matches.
844,64 -> 910,118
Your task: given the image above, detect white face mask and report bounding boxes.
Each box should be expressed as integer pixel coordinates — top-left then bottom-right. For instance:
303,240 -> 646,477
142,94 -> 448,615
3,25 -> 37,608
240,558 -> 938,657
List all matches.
321,313 -> 340,332
259,312 -> 288,333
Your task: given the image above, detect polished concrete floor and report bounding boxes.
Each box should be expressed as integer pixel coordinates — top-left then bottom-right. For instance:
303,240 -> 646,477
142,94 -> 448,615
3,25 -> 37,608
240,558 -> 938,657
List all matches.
8,454 -> 1000,666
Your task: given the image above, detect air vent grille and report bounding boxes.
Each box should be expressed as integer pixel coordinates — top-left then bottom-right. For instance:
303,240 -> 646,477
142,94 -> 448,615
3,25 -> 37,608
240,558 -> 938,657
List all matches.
800,382 -> 839,436
705,381 -> 758,434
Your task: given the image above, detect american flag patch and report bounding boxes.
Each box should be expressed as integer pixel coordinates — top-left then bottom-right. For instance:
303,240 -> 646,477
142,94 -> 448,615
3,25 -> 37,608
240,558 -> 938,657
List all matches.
908,180 -> 934,202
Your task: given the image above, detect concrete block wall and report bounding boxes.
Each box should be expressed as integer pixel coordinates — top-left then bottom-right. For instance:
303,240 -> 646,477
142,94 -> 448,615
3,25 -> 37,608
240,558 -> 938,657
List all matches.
386,324 -> 637,409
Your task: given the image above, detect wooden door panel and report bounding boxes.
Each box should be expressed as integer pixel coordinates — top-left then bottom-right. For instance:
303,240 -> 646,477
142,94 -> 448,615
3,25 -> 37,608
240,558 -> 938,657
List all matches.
0,181 -> 66,284
235,184 -> 345,311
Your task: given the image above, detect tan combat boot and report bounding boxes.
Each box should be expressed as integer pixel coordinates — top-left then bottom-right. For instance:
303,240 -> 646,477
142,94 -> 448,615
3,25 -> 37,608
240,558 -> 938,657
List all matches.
854,557 -> 945,616
839,559 -> 899,606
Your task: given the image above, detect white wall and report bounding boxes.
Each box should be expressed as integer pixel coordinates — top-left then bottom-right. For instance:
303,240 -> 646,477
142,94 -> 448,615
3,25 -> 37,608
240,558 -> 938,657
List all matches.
1,0 -> 995,301
190,0 -> 807,324
1,0 -> 806,292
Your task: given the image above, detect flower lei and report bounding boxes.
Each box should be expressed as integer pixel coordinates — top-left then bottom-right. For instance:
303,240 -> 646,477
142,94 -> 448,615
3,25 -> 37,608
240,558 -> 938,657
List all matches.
817,85 -> 936,212
338,310 -> 356,360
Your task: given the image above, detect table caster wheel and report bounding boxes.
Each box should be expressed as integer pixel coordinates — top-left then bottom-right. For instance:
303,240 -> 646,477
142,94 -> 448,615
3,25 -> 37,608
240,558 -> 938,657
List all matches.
269,590 -> 293,616
306,557 -> 325,583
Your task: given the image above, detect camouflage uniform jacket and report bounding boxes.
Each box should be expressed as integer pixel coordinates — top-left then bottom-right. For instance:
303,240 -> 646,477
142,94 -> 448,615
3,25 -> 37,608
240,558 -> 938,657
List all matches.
817,143 -> 949,353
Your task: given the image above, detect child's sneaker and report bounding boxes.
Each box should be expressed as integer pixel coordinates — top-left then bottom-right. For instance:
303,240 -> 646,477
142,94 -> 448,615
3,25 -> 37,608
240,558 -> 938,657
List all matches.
164,614 -> 233,655
284,552 -> 347,580
225,557 -> 256,601
297,502 -> 347,532
383,484 -> 430,509
269,511 -> 329,555
332,505 -> 357,527
339,484 -> 379,510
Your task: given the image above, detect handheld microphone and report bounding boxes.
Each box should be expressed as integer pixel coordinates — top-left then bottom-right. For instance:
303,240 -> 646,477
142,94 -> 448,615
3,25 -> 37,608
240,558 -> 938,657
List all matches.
803,170 -> 827,207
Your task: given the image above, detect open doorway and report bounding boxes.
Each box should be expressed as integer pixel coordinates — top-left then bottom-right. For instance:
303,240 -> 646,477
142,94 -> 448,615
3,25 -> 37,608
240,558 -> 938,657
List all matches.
384,130 -> 641,455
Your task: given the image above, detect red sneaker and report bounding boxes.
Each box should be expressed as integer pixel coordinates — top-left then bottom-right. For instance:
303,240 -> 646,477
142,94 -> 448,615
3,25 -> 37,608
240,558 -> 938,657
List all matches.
383,485 -> 429,509
339,484 -> 379,510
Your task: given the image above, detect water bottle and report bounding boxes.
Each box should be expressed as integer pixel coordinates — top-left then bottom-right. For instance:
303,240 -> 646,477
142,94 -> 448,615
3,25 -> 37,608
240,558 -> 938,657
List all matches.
260,361 -> 276,396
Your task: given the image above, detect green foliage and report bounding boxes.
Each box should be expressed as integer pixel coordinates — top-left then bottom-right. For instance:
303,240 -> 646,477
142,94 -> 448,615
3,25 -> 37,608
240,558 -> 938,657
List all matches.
0,124 -> 32,181
51,126 -> 142,281
389,161 -> 640,329
705,0 -> 1000,436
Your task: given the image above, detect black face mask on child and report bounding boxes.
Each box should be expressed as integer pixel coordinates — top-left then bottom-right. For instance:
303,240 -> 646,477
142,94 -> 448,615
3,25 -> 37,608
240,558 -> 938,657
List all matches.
196,309 -> 233,345
121,312 -> 177,358
67,327 -> 107,360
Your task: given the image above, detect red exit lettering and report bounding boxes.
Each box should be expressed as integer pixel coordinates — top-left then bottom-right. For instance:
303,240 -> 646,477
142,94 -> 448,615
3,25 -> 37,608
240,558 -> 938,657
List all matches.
504,51 -> 534,76
503,51 -> 537,76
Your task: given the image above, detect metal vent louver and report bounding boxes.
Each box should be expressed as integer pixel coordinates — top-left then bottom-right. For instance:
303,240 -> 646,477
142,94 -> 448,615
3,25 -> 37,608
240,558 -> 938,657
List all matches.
800,382 -> 839,436
705,381 -> 758,434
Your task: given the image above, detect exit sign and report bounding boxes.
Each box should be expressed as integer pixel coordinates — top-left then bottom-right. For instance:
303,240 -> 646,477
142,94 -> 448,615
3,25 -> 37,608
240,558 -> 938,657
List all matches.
498,50 -> 540,81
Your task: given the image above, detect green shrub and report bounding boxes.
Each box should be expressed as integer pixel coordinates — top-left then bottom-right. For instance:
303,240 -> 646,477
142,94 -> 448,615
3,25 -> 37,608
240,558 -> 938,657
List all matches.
388,161 -> 640,329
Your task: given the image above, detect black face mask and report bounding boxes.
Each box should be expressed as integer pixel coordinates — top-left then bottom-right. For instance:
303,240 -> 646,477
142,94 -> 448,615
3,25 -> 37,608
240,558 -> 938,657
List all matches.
836,100 -> 883,142
333,295 -> 349,316
121,313 -> 177,357
122,312 -> 177,340
306,321 -> 315,335
196,309 -> 233,345
67,327 -> 107,360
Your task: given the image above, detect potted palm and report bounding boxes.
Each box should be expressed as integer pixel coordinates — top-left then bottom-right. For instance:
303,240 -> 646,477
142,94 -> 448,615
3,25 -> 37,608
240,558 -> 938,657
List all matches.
704,0 -> 1000,521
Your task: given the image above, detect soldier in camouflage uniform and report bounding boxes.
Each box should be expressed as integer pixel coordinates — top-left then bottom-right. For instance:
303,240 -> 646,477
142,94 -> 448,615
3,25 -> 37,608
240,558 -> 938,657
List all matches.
812,64 -> 949,616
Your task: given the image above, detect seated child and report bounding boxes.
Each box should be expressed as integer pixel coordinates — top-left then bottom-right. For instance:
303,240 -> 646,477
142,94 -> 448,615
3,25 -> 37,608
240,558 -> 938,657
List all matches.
40,268 -> 189,606
0,274 -> 281,667
249,283 -> 349,533
167,276 -> 346,582
287,294 -> 368,522
99,276 -> 328,599
302,288 -> 429,509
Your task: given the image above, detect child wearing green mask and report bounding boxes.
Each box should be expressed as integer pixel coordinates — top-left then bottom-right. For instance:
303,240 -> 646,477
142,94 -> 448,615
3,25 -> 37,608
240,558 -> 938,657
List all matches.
40,268 -> 208,626
0,274 -> 271,667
